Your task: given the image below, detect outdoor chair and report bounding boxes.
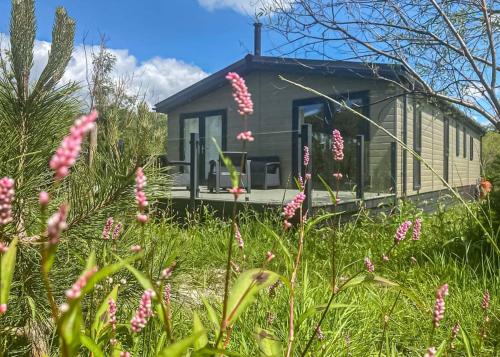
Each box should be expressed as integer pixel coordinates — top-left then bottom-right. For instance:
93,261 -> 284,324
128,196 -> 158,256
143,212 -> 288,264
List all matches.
158,154 -> 191,189
207,152 -> 251,194
248,156 -> 281,189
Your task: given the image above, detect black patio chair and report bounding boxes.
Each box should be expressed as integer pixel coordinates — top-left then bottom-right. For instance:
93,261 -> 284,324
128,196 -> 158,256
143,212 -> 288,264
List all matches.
207,152 -> 251,194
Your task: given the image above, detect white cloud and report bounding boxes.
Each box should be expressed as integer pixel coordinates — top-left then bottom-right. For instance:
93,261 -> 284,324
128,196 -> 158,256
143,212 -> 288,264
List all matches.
0,34 -> 209,108
197,0 -> 287,15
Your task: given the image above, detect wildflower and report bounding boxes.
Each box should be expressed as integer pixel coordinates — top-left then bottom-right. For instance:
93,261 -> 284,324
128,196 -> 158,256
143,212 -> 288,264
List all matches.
266,251 -> 275,262
120,278 -> 127,285
394,220 -> 412,244
412,218 -> 422,241
112,222 -> 122,240
229,186 -> 244,199
130,245 -> 142,253
234,224 -> 244,249
0,177 -> 15,225
49,110 -> 98,180
0,304 -> 7,315
303,146 -> 310,166
410,256 -> 417,264
65,266 -> 98,300
39,191 -> 50,206
451,321 -> 460,339
164,283 -> 171,305
130,289 -> 155,333
364,257 -> 375,273
59,303 -> 69,313
333,172 -> 343,180
382,254 -> 389,262
331,129 -> 344,161
479,178 -> 492,198
424,347 -> 436,357
268,280 -> 281,298
102,217 -> 114,240
305,173 -> 311,181
226,72 -> 253,116
433,284 -> 449,327
236,130 -> 255,142
282,192 -> 306,228
120,352 -> 130,357
135,167 -> 148,223
481,290 -> 490,310
161,261 -> 177,280
47,204 -> 69,244
0,242 -> 8,253
316,327 -> 325,340
266,312 -> 276,324
108,298 -> 117,340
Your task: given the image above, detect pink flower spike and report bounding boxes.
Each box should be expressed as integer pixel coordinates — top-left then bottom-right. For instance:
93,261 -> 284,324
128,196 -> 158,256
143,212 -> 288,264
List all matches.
332,129 -> 344,161
236,130 -> 255,142
112,222 -> 122,240
120,352 -> 131,357
266,251 -> 275,262
394,220 -> 412,244
333,172 -> 343,180
364,257 -> 375,273
0,177 -> 15,226
130,245 -> 142,253
451,322 -> 460,339
424,347 -> 437,357
47,204 -> 69,244
50,110 -> 98,180
433,284 -> 449,327
382,254 -> 389,262
226,72 -> 254,116
102,217 -> 114,240
303,146 -> 310,167
161,261 -> 177,280
229,187 -> 245,200
412,218 -> 422,241
0,242 -> 8,254
39,191 -> 50,206
282,192 -> 306,226
108,298 -> 117,333
131,289 -> 155,333
135,167 -> 148,223
65,266 -> 98,301
481,291 -> 490,310
136,213 -> 148,223
0,303 -> 7,315
234,224 -> 244,249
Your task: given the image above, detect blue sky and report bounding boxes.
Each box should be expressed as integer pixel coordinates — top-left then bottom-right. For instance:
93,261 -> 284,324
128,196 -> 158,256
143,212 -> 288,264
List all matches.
0,0 -> 277,105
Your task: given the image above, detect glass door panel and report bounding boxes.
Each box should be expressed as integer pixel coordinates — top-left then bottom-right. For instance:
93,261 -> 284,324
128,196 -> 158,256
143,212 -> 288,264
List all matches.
203,115 -> 222,180
183,117 -> 199,174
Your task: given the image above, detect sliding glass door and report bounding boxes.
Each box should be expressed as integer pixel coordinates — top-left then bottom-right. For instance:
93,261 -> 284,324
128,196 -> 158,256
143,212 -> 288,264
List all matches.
180,110 -> 227,182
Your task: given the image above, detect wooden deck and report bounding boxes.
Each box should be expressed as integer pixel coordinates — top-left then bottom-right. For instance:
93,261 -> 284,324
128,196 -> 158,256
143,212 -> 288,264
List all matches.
166,186 -> 395,216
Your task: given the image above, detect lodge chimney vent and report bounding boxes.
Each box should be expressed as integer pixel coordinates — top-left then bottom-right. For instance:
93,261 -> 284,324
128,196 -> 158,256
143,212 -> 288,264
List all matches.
254,22 -> 262,56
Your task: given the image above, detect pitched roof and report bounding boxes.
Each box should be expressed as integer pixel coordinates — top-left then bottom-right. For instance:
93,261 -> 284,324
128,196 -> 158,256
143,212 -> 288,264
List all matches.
154,54 -> 406,113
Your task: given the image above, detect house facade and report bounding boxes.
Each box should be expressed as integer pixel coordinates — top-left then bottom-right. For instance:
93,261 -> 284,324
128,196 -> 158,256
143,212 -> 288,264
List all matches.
155,54 -> 484,200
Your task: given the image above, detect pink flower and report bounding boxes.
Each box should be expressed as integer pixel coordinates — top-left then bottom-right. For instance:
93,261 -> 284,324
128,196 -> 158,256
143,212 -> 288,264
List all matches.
112,222 -> 122,240
236,130 -> 255,142
433,284 -> 449,327
333,172 -> 343,180
424,347 -> 436,357
364,257 -> 375,273
266,251 -> 275,262
316,326 -> 325,340
50,110 -> 98,180
135,167 -> 148,223
303,146 -> 310,167
0,242 -> 8,254
282,192 -> 306,228
451,322 -> 460,339
382,254 -> 389,262
120,352 -> 130,357
412,218 -> 422,241
39,191 -> 50,206
131,289 -> 155,333
332,129 -> 344,161
130,245 -> 142,253
229,187 -> 245,199
235,224 -> 244,249
0,177 -> 15,226
164,283 -> 171,305
0,304 -> 7,315
161,261 -> 177,280
102,217 -> 114,240
47,204 -> 68,244
226,72 -> 253,116
394,220 -> 412,244
305,173 -> 311,181
108,298 -> 117,336
65,266 -> 98,300
481,291 -> 490,310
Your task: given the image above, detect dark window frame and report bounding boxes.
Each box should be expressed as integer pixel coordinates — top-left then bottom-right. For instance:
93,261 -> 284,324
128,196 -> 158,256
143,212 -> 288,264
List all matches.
413,101 -> 422,190
456,123 -> 460,157
463,126 -> 467,158
470,135 -> 474,161
443,117 -> 449,182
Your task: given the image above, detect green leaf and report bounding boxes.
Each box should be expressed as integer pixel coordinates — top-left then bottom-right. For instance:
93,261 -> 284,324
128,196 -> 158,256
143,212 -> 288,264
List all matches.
157,333 -> 203,357
318,175 -> 338,204
193,347 -> 242,356
155,332 -> 168,355
193,312 -> 208,351
91,285 -> 119,339
213,139 -> 239,188
258,221 -> 292,266
255,328 -> 283,357
305,212 -> 344,235
296,303 -> 355,328
80,334 -> 105,357
434,339 -> 447,357
201,296 -> 220,332
461,326 -> 474,357
226,269 -> 279,326
0,237 -> 18,304
122,258 -> 154,291
83,255 -> 139,296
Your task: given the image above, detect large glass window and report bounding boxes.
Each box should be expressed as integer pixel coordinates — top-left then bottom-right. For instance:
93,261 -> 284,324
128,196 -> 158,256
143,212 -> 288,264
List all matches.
413,104 -> 422,190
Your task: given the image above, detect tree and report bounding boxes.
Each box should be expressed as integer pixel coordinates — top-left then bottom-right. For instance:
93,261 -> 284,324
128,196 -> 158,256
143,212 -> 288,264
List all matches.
261,0 -> 500,130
